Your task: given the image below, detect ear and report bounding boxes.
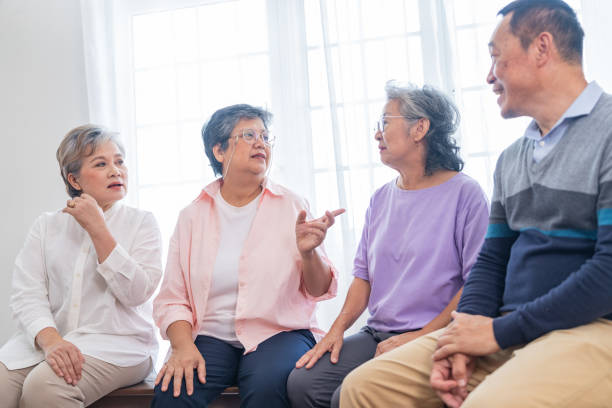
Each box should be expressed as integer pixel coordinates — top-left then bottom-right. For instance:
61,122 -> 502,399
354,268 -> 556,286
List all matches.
67,173 -> 81,192
412,118 -> 430,143
212,144 -> 226,164
532,31 -> 554,67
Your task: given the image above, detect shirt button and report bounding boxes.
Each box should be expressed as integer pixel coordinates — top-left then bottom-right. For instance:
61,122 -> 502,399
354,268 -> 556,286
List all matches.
76,273 -> 81,278
73,304 -> 78,308
82,246 -> 88,253
539,140 -> 545,146
239,282 -> 246,288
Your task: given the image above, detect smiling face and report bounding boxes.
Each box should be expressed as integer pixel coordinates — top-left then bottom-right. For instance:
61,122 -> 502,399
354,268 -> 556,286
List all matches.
487,14 -> 538,118
215,117 -> 271,180
68,140 -> 128,211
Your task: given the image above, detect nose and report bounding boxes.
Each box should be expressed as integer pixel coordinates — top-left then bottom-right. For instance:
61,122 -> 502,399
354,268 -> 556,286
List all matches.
486,63 -> 496,85
253,134 -> 266,148
374,129 -> 382,141
109,164 -> 121,177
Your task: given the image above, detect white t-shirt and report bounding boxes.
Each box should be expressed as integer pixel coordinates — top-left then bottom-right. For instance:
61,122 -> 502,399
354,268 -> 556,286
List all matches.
198,189 -> 260,347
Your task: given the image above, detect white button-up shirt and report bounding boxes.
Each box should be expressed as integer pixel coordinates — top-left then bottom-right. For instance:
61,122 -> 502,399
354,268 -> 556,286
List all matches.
0,203 -> 162,370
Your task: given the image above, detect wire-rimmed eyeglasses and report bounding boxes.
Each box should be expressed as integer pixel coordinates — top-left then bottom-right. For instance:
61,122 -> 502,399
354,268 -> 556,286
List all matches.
374,115 -> 410,133
232,128 -> 275,146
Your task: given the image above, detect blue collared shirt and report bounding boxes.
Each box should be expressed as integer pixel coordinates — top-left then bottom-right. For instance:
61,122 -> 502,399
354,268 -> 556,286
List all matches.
524,81 -> 603,163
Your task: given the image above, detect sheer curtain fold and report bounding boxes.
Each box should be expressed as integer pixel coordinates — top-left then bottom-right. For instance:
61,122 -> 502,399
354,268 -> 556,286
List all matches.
80,0 -> 119,130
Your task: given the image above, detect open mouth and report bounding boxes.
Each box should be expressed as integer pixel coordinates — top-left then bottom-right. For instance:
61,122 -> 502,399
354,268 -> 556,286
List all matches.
251,153 -> 266,159
107,183 -> 124,189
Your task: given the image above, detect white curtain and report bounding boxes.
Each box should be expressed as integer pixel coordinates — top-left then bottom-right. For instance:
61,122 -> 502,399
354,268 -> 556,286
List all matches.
80,0 -> 612,337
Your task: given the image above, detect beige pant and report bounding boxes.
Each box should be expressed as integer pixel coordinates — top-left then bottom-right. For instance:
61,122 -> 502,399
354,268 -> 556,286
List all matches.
0,355 -> 151,408
340,319 -> 612,408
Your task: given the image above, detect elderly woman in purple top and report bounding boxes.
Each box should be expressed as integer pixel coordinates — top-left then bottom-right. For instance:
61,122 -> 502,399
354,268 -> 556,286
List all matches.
287,82 -> 490,408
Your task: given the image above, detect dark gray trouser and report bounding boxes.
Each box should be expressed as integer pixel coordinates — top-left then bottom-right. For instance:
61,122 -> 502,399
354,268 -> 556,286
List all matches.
287,326 -> 400,408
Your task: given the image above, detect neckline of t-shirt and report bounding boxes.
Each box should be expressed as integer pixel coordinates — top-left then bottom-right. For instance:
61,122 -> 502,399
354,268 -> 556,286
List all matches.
391,172 -> 463,194
215,189 -> 263,212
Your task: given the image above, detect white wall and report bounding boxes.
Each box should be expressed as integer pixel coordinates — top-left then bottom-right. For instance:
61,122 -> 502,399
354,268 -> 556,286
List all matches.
0,0 -> 89,343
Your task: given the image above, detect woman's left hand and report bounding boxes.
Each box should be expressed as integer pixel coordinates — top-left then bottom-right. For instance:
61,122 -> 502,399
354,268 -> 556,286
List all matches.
63,193 -> 106,234
374,330 -> 423,357
296,208 -> 345,254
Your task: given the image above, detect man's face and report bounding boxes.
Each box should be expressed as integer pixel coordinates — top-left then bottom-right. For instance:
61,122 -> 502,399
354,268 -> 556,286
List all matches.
486,14 -> 536,118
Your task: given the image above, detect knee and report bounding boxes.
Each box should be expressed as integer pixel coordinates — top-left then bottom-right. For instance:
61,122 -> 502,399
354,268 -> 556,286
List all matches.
330,386 -> 341,408
20,364 -> 78,408
0,364 -> 22,408
286,367 -> 312,403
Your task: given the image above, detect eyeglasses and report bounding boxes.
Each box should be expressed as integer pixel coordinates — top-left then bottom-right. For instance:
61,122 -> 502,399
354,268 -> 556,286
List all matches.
233,128 -> 275,146
374,115 -> 410,133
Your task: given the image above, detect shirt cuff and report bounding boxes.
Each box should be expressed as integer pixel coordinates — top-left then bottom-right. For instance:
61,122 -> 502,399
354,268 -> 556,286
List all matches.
304,256 -> 338,302
97,244 -> 133,280
26,317 -> 57,349
157,308 -> 196,340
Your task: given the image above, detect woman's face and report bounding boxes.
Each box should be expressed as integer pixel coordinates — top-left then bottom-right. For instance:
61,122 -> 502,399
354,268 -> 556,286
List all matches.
375,99 -> 417,169
68,140 -> 128,211
217,117 -> 271,179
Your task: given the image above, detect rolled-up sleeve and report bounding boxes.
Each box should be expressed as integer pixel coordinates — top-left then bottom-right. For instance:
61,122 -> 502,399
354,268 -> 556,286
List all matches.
10,216 -> 56,349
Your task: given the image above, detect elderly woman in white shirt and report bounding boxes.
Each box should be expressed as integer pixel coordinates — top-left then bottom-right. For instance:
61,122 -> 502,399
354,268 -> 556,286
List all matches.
0,125 -> 163,408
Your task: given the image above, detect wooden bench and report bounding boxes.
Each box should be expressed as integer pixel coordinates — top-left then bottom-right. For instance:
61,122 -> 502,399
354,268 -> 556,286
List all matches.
90,380 -> 240,408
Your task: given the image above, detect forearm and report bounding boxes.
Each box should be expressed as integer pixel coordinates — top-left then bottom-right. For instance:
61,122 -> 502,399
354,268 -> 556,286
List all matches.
88,224 -> 117,264
494,239 -> 612,348
329,278 -> 370,333
421,288 -> 463,335
457,237 -> 512,317
301,250 -> 333,297
166,320 -> 195,349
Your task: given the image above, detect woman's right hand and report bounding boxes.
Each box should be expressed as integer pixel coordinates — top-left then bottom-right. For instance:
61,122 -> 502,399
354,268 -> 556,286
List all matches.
36,327 -> 85,385
295,328 -> 344,369
155,342 -> 206,397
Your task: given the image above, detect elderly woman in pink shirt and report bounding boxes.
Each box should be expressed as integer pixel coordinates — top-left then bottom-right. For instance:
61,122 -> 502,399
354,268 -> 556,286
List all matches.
152,104 -> 341,407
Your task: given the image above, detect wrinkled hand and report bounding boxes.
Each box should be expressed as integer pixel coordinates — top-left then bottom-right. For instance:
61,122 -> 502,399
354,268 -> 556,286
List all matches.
433,312 -> 500,361
155,343 -> 206,397
430,353 -> 475,408
62,193 -> 106,234
43,337 -> 85,386
296,209 -> 345,255
374,330 -> 421,357
295,328 -> 344,369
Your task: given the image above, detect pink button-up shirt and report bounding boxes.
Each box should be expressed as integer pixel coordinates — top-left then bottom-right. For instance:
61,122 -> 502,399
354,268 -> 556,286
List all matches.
153,178 -> 337,353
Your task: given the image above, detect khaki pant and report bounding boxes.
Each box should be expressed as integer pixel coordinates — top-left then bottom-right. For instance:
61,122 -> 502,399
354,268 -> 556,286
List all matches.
340,319 -> 612,408
0,355 -> 151,408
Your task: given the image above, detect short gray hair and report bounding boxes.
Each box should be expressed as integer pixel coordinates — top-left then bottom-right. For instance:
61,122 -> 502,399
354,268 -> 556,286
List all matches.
384,81 -> 463,175
56,124 -> 125,198
201,104 -> 272,176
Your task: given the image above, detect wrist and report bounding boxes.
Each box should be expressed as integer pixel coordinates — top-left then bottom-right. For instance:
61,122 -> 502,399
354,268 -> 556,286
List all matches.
87,222 -> 110,239
300,249 -> 316,260
36,327 -> 61,351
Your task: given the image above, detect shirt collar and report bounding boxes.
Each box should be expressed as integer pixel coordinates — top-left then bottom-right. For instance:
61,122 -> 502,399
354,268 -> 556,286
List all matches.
524,81 -> 603,140
196,177 -> 284,202
103,201 -> 122,219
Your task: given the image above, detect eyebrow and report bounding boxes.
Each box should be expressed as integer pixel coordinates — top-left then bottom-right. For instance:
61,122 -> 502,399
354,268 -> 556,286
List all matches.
89,154 -> 123,163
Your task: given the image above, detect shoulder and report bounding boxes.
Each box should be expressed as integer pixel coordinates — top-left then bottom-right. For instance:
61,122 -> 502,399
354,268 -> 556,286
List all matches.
264,179 -> 310,209
452,173 -> 487,197
369,179 -> 395,206
581,93 -> 612,138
